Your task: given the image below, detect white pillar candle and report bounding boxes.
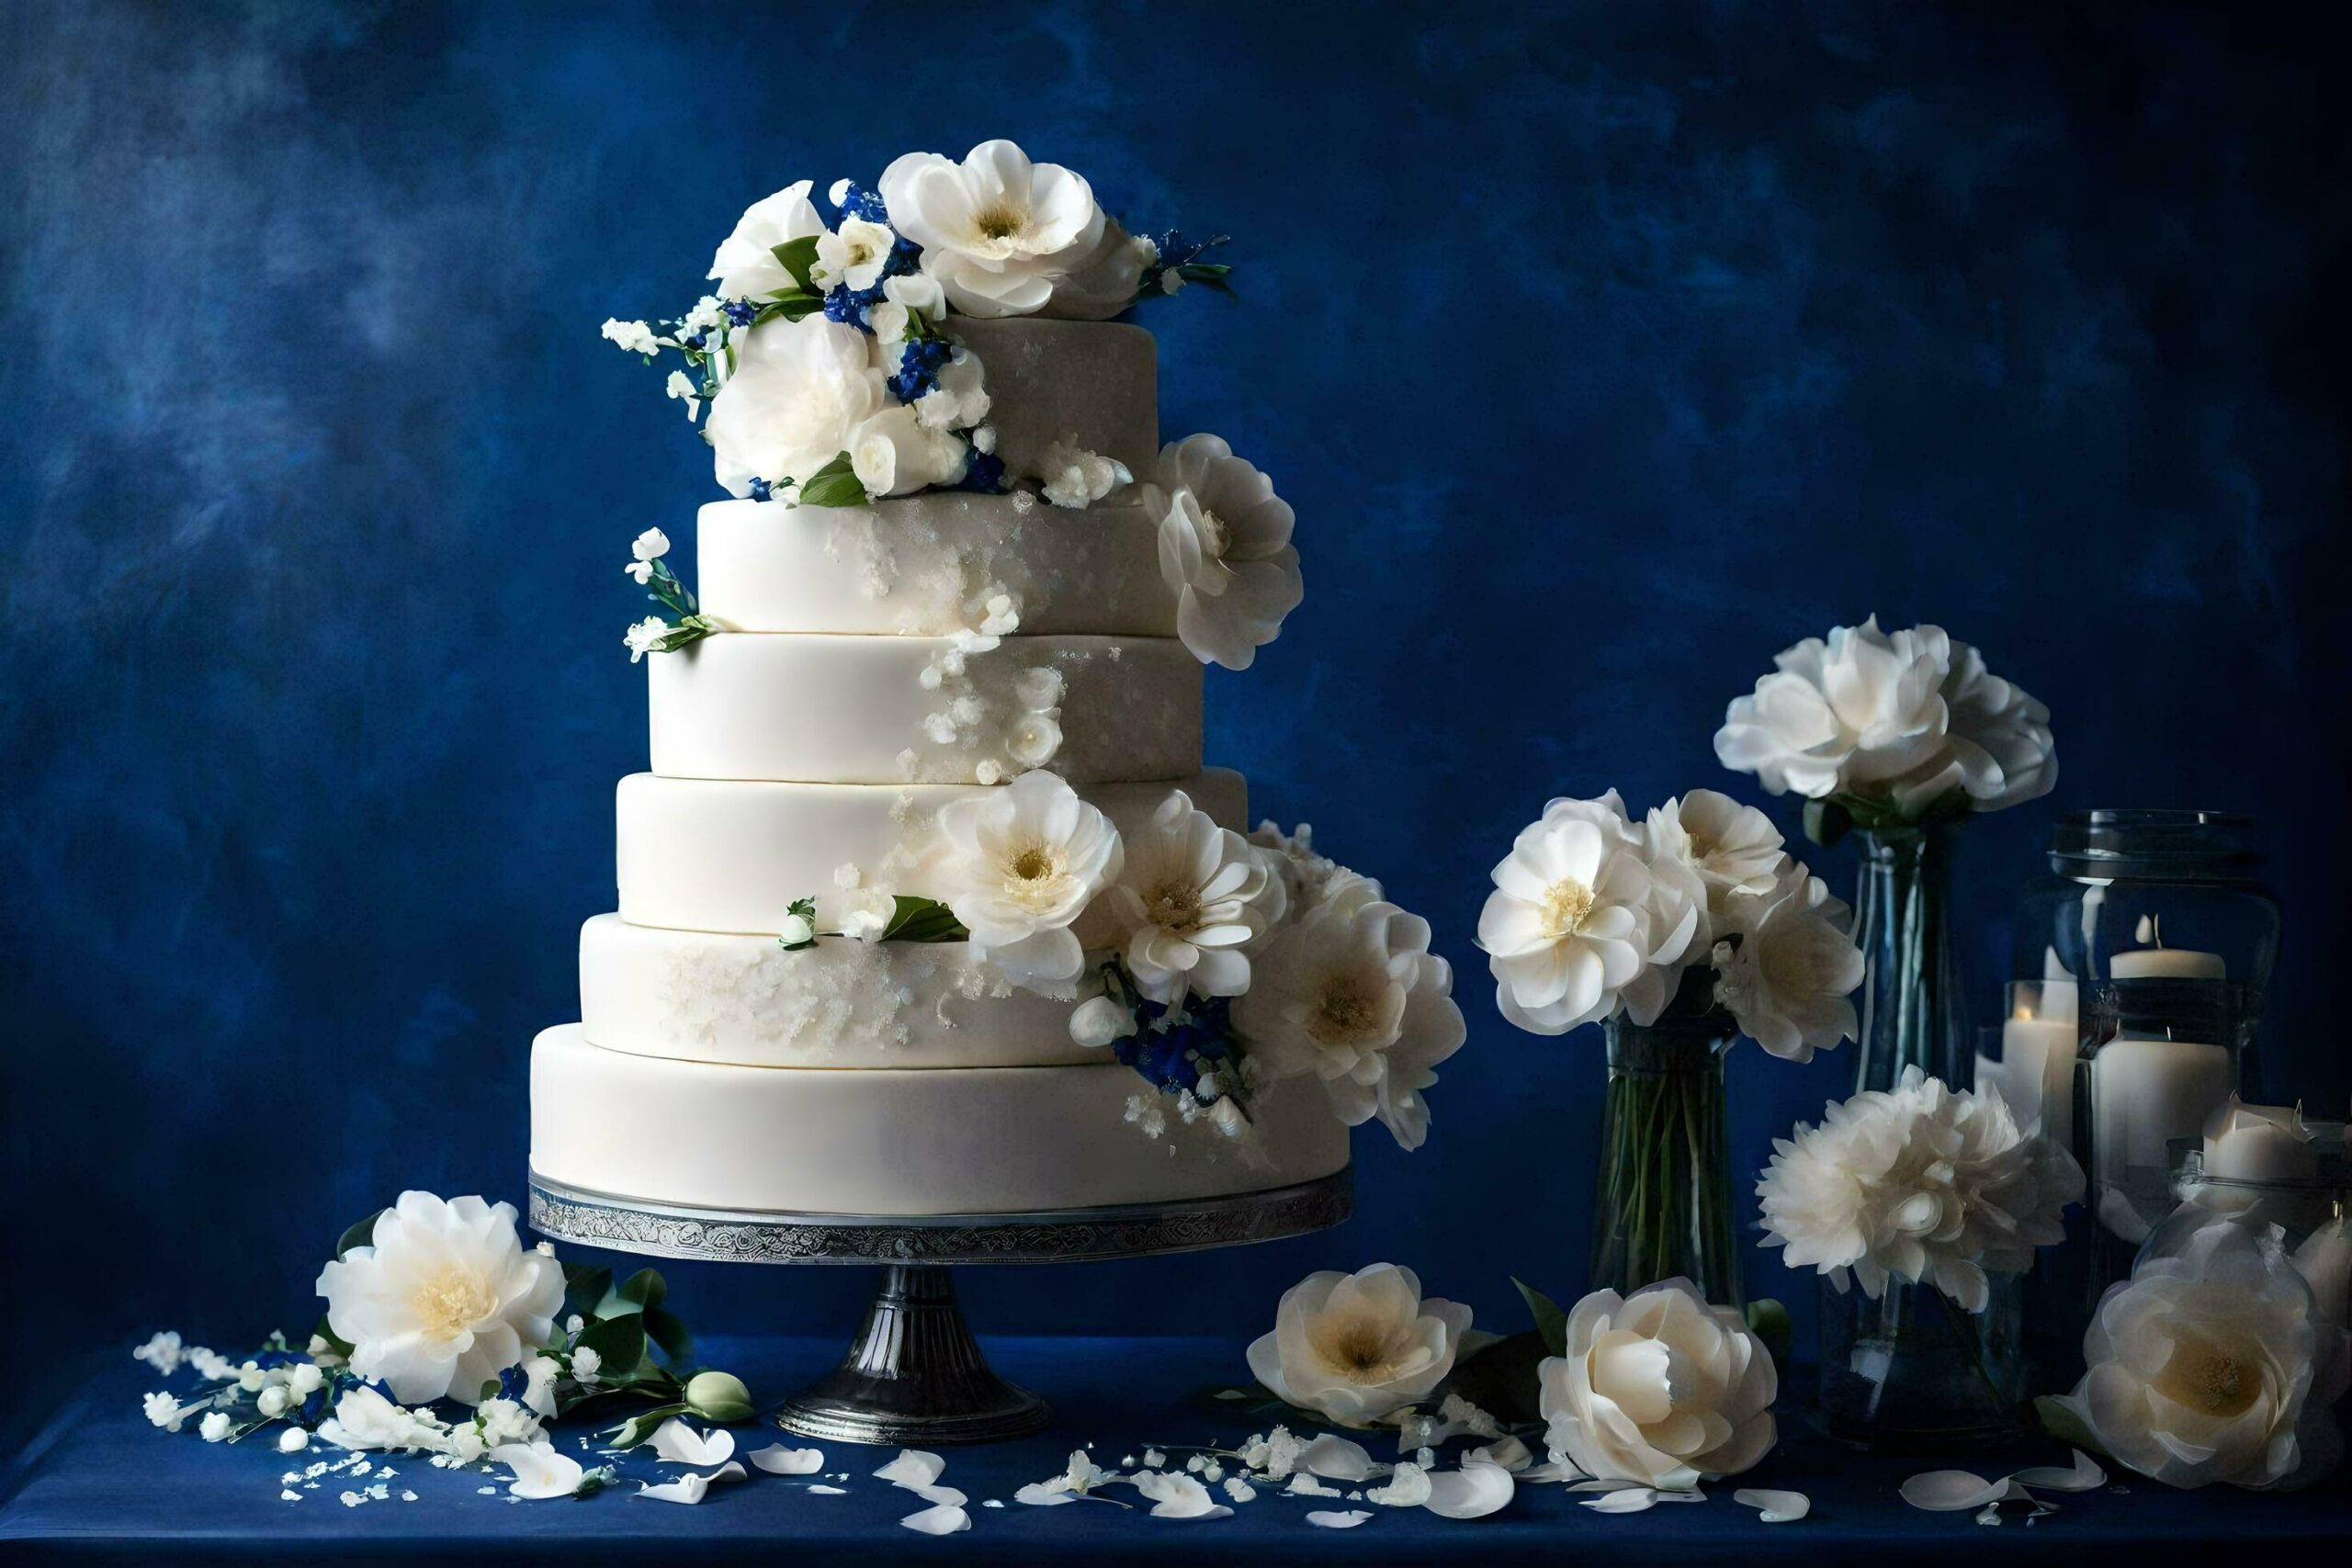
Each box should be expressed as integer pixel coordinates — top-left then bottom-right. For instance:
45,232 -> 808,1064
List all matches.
2293,1217 -> 2352,1330
2202,1098 -> 2320,1182
2110,948 -> 2226,980
2090,1034 -> 2235,1238
1994,970 -> 2079,1142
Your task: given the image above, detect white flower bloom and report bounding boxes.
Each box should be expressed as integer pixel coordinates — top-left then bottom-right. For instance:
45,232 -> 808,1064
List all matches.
493,1441 -> 585,1500
681,296 -> 726,334
1249,820 -> 1366,915
1246,1264 -> 1474,1427
1037,440 -> 1132,509
624,527 -> 670,589
316,1385 -> 450,1453
1235,875 -> 1466,1151
866,299 -> 910,346
811,217 -> 895,293
277,1427 -> 309,1454
1713,616 -> 2055,818
257,1384 -> 292,1417
1757,1067 -> 2083,1311
624,617 -> 667,663
882,271 -> 945,320
1093,789 -> 1278,1004
879,140 -> 1107,319
133,1332 -> 187,1373
663,369 -> 701,423
2294,1218 -> 2352,1333
1643,789 -> 1788,906
199,1411 -> 232,1442
1005,709 -> 1062,770
1048,221 -> 1159,320
776,910 -> 815,947
571,1346 -> 603,1387
913,347 -> 990,432
1709,865 -> 1862,1062
1145,435 -> 1303,671
315,1191 -> 565,1406
933,769 -> 1122,990
707,180 -> 828,300
1538,1279 -> 1778,1489
143,1392 -> 187,1431
1479,792 -> 1685,1034
1133,1469 -> 1233,1519
705,314 -> 888,500
848,404 -> 967,498
600,318 -> 659,355
2055,1218 -> 2349,1490
518,1355 -> 560,1418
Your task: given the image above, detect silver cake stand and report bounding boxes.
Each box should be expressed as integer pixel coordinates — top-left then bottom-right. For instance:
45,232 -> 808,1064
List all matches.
526,1168 -> 1351,1445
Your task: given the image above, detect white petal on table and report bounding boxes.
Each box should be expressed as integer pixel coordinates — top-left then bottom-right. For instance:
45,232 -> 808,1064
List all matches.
1134,1470 -> 1233,1519
1518,1460 -> 1586,1484
808,1484 -> 848,1495
1900,1471 -> 2033,1511
1734,1488 -> 1811,1522
1581,1487 -> 1658,1514
1013,1483 -> 1079,1506
490,1443 -> 583,1501
648,1417 -> 736,1468
1423,1461 -> 1515,1519
1650,1488 -> 1705,1502
900,1503 -> 972,1535
1299,1434 -> 1387,1482
747,1445 -> 825,1476
876,1450 -> 949,1489
1306,1509 -> 1374,1529
1567,1478 -> 1647,1493
634,1463 -> 746,1506
908,1484 -> 969,1507
2011,1450 -> 2108,1493
1466,1436 -> 1533,1472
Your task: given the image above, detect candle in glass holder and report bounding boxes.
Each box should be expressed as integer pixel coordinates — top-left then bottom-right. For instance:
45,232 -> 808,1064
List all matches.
2091,1032 -> 2235,1239
2110,947 -> 2227,980
2203,1098 -> 2320,1182
1997,976 -> 2078,1140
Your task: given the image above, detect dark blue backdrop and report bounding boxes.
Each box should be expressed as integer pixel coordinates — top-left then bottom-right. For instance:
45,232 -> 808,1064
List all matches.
6,0 -> 2346,1427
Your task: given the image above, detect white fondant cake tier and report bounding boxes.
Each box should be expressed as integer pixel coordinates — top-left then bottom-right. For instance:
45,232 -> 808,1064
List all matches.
578,915 -> 1096,1069
647,633 -> 1201,784
530,1024 -> 1350,1215
694,494 -> 1175,637
615,769 -> 1247,935
947,315 -> 1157,480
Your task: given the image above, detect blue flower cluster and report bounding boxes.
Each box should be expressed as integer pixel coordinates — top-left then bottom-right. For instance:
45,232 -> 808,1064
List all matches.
747,477 -> 775,502
888,337 -> 951,402
959,449 -> 1006,493
831,179 -> 889,223
1114,995 -> 1238,1100
719,299 -> 759,328
816,179 -> 927,333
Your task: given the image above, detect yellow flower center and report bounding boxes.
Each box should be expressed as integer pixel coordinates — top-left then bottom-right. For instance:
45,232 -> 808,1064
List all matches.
972,203 -> 1025,241
1309,1312 -> 1410,1382
2154,1331 -> 2259,1417
1147,881 -> 1203,934
411,1266 -> 496,1340
1197,507 -> 1232,559
1010,846 -> 1057,882
1540,879 -> 1597,939
1309,974 -> 1381,1047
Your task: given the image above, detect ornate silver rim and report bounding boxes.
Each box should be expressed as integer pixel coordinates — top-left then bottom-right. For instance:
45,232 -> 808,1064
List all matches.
526,1167 -> 1352,1265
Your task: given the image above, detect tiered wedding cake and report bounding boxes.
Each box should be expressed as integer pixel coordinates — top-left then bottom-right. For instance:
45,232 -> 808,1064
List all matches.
532,141 -> 1466,1218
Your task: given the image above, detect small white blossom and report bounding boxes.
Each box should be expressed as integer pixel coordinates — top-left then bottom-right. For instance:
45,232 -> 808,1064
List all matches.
600,318 -> 660,355
625,617 -> 669,663
199,1411 -> 233,1442
1037,440 -> 1131,510
665,369 -> 702,423
143,1393 -> 188,1432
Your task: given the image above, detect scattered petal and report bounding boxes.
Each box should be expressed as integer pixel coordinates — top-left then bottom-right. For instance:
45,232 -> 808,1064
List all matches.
909,1484 -> 968,1507
2011,1451 -> 2107,1493
1466,1436 -> 1533,1472
1014,1483 -> 1078,1506
748,1445 -> 824,1475
1901,1471 -> 2006,1512
491,1442 -> 584,1501
901,1503 -> 972,1535
1651,1487 -> 1706,1502
1423,1461 -> 1515,1519
1735,1487 -> 1811,1522
1306,1509 -> 1374,1529
1569,1478 -> 1648,1492
808,1484 -> 848,1495
876,1450 -> 948,1489
637,1474 -> 711,1506
1299,1434 -> 1386,1481
649,1417 -> 735,1468
1582,1488 -> 1658,1513
1519,1460 -> 1585,1483
1365,1461 -> 1432,1507
1134,1469 -> 1232,1519
1285,1473 -> 1343,1497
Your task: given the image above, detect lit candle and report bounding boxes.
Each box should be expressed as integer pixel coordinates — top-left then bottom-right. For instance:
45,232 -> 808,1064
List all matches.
2202,1098 -> 2320,1182
1997,979 -> 2079,1140
2090,1033 -> 2235,1239
2110,947 -> 2227,980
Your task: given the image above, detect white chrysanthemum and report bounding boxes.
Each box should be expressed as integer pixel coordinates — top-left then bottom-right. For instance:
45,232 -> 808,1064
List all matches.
1235,875 -> 1466,1151
933,769 -> 1122,991
1245,1264 -> 1474,1427
1709,864 -> 1862,1062
1145,434 -> 1303,671
811,216 -> 895,293
2054,1218 -> 2349,1490
704,314 -> 888,500
1478,792 -> 1693,1034
847,404 -> 967,498
1538,1278 -> 1777,1489
878,140 -> 1107,319
707,180 -> 828,300
1644,788 -> 1788,905
315,1193 -> 564,1406
1713,615 -> 2056,818
1092,789 -> 1279,1004
1756,1067 -> 2084,1311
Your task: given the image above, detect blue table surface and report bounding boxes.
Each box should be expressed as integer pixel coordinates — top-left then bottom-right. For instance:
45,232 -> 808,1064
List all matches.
4,1334 -> 2347,1563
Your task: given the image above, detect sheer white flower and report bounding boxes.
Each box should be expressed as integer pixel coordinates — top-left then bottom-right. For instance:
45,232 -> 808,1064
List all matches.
933,769 -> 1123,991
1246,1264 -> 1474,1427
1756,1067 -> 2083,1311
1235,875 -> 1465,1151
1709,865 -> 1862,1062
1051,222 -> 1159,320
879,141 -> 1108,318
1146,435 -> 1303,671
1538,1278 -> 1777,1489
848,404 -> 967,498
707,180 -> 828,300
1713,615 -> 2055,818
1038,440 -> 1132,510
1644,788 -> 1788,904
1091,789 -> 1278,1004
315,1191 -> 565,1405
704,314 -> 888,500
2053,1218 -> 2348,1490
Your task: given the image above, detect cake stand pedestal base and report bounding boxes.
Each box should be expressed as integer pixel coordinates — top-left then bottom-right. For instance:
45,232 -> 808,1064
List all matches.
526,1168 -> 1351,1446
774,1264 -> 1047,1445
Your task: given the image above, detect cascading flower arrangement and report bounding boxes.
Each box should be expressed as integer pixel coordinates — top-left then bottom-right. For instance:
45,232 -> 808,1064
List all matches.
1478,787 -> 1864,1305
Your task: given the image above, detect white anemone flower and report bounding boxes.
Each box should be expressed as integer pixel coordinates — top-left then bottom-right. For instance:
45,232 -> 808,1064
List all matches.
1234,875 -> 1465,1151
2054,1218 -> 2349,1490
1709,865 -> 1863,1062
1643,788 -> 1789,905
1478,792 -> 1692,1034
1092,789 -> 1279,1004
878,140 -> 1107,319
1538,1278 -> 1778,1489
704,314 -> 888,500
1145,434 -> 1304,671
316,1192 -> 565,1406
707,180 -> 829,300
1756,1067 -> 2083,1311
1246,1264 -> 1474,1427
933,769 -> 1123,992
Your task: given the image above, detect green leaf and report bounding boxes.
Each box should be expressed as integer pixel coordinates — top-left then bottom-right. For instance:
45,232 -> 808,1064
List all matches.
879,895 -> 970,943
1744,1298 -> 1792,1364
1513,1277 -> 1569,1359
562,1264 -> 613,1322
334,1209 -> 386,1260
641,1306 -> 695,1364
601,1402 -> 689,1450
2032,1394 -> 2110,1457
1432,1329 -> 1549,1427
615,1268 -> 668,1312
797,452 -> 867,508
575,1313 -> 646,1378
768,236 -> 822,293
480,1378 -> 502,1404
1802,796 -> 1851,849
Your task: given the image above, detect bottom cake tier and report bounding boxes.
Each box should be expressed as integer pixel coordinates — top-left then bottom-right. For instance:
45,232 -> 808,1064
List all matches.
528,1024 -> 1351,1216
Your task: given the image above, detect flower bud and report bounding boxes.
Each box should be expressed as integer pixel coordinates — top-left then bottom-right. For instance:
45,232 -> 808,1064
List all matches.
1069,997 -> 1134,1049
777,912 -> 815,947
256,1384 -> 292,1418
684,1370 -> 755,1424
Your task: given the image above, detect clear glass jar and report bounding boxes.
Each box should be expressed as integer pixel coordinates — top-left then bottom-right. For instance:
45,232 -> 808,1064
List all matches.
1590,986 -> 1741,1309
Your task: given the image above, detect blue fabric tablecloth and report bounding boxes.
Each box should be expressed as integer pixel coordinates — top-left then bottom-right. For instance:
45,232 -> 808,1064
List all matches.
5,1334 -> 2346,1563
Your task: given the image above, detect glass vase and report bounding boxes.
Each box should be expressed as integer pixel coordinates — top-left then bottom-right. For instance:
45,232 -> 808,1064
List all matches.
1849,823 -> 1970,1093
1820,1273 -> 2026,1450
1589,976 -> 1742,1308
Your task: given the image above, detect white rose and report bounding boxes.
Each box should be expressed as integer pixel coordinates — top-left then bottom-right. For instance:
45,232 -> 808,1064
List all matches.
1145,434 -> 1304,671
866,300 -> 910,345
1245,1264 -> 1473,1427
1538,1279 -> 1777,1489
1479,791 -> 1682,1034
705,315 -> 888,499
882,272 -> 946,320
848,404 -> 968,498
933,768 -> 1123,991
879,140 -> 1107,319
706,181 -> 828,300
